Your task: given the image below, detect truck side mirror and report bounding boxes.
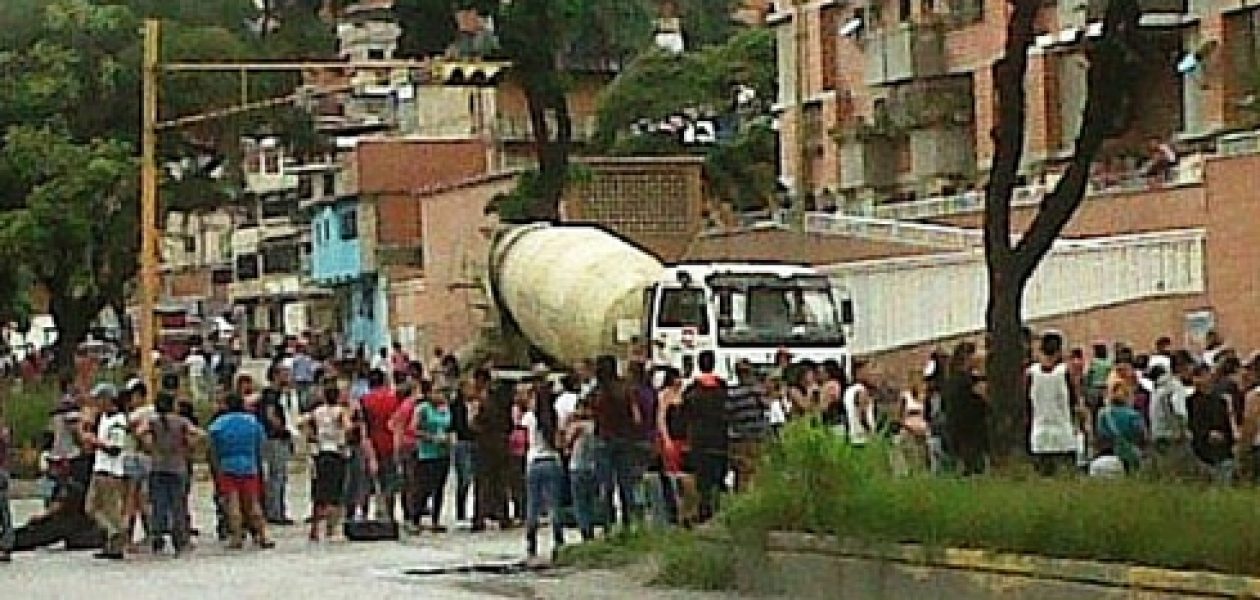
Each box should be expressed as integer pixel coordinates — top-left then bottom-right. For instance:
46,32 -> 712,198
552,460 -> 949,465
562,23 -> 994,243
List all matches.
840,299 -> 855,325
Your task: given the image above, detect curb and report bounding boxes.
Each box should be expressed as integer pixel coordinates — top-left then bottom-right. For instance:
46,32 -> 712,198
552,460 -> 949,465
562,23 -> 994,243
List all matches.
754,532 -> 1260,598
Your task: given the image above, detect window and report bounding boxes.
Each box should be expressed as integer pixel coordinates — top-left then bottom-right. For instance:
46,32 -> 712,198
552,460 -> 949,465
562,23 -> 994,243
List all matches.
183,235 -> 196,254
262,244 -> 300,274
340,207 -> 358,240
235,253 -> 260,281
713,277 -> 845,347
298,175 -> 313,199
360,285 -> 375,319
262,151 -> 281,174
322,172 -> 336,197
899,0 -> 912,22
656,288 -> 710,334
261,195 -> 297,220
368,49 -> 386,60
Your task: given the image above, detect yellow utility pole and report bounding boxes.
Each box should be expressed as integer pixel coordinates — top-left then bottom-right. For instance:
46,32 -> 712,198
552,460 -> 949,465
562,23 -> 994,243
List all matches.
139,19 -> 160,393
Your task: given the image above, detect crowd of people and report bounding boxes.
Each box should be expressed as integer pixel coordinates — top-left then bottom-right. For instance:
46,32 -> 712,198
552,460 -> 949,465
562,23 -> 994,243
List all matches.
0,340 -> 787,564
1,326 -> 1252,565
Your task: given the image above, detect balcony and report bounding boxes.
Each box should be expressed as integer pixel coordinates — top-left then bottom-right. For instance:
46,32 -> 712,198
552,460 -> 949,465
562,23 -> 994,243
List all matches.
864,23 -> 946,86
837,129 -> 900,190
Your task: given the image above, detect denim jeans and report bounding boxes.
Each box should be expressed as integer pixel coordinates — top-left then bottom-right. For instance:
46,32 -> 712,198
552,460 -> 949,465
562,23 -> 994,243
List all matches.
262,439 -> 291,521
452,441 -> 475,521
569,468 -> 598,540
0,469 -> 13,552
526,458 -> 566,556
149,471 -> 189,548
595,438 -> 640,527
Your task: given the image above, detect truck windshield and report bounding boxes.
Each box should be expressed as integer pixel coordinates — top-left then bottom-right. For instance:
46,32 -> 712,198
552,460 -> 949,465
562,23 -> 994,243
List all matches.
656,287 -> 710,334
713,275 -> 845,347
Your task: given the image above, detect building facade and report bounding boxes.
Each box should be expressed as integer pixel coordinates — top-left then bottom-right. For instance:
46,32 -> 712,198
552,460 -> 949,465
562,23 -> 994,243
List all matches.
771,0 -> 1260,211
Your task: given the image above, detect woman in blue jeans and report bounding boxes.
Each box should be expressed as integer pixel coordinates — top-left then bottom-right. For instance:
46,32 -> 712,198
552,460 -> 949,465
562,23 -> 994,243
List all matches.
140,392 -> 204,555
522,389 -> 565,560
565,400 -> 599,541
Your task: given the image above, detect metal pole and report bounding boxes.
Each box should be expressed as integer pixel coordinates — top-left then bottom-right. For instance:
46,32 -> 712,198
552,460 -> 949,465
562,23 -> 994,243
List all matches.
139,19 -> 160,395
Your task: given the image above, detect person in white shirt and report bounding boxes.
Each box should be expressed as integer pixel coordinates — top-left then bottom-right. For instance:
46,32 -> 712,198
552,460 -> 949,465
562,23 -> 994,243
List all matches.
1027,332 -> 1082,477
84,383 -> 129,560
843,360 -> 878,447
184,348 -> 208,403
553,374 -> 580,429
520,393 -> 565,562
1149,351 -> 1193,477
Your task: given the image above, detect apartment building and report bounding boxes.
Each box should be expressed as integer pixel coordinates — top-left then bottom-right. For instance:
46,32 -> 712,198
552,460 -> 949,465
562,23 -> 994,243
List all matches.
771,0 -> 1260,211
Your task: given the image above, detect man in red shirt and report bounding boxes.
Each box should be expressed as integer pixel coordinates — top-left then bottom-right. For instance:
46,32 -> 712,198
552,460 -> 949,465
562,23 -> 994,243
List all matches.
360,370 -> 401,522
388,381 -> 421,527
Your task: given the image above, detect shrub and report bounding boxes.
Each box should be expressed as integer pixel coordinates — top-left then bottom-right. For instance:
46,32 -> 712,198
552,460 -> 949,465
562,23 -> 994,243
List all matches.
723,421 -> 1260,577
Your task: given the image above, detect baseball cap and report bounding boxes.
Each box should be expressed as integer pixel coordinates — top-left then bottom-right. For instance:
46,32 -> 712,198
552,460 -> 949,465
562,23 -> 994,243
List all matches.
91,382 -> 118,399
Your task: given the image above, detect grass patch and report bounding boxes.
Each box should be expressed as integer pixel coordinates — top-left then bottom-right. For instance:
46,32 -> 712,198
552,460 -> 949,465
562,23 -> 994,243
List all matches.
555,528 -> 671,569
722,422 -> 1260,577
556,526 -> 740,592
653,535 -> 738,591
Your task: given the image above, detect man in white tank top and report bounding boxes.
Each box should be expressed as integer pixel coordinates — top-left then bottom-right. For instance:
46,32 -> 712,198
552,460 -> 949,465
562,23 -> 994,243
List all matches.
844,360 -> 877,447
1027,332 -> 1082,476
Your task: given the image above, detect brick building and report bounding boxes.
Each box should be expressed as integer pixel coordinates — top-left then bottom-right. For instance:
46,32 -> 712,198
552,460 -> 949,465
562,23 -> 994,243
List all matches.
771,0 -> 1260,211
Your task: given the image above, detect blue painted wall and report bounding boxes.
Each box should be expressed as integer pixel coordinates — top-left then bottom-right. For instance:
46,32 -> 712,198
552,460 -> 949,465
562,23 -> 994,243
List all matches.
311,199 -> 363,285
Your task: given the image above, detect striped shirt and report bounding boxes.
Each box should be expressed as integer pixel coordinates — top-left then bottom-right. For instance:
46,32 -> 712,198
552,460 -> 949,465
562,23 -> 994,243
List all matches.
727,383 -> 769,442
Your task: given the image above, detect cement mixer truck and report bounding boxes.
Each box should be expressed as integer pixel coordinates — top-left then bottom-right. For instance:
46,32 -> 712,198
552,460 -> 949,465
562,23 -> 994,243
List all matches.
486,224 -> 854,380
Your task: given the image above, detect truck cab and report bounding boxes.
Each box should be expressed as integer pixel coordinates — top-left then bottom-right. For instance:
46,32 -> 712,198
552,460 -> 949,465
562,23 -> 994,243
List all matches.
645,263 -> 854,381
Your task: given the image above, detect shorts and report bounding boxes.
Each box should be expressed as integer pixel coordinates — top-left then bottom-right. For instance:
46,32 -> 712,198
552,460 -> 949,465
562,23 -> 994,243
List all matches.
216,473 -> 263,501
123,455 -> 150,481
374,456 -> 400,495
313,452 -> 347,505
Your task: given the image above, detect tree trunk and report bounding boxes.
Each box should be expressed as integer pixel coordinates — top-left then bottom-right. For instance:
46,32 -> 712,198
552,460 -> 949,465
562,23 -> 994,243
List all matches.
985,265 -> 1028,461
48,293 -> 96,378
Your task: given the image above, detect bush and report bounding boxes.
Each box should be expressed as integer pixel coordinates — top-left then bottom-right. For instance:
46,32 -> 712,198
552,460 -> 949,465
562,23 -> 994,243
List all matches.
653,536 -> 738,591
722,422 -> 1260,577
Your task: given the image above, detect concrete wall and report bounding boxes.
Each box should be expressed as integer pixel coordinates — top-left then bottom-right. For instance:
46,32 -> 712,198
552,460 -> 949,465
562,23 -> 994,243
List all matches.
356,138 -> 491,247
388,173 -> 517,359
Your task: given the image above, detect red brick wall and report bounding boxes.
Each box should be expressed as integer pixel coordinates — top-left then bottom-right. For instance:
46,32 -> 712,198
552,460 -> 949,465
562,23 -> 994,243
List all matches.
1203,154 -> 1260,354
932,184 -> 1207,236
357,139 -> 490,247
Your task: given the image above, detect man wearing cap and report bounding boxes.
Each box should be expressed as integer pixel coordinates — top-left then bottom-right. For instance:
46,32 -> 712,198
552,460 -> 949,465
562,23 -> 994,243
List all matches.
83,383 -> 129,560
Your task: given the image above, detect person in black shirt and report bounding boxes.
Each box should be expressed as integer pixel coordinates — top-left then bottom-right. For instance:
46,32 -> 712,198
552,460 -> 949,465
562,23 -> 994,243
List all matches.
1188,363 -> 1235,483
683,351 -> 729,522
449,372 -> 484,523
256,364 -> 294,525
942,342 -> 988,476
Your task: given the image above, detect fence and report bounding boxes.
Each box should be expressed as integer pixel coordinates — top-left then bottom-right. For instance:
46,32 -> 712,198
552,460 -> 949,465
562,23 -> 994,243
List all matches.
823,229 -> 1206,354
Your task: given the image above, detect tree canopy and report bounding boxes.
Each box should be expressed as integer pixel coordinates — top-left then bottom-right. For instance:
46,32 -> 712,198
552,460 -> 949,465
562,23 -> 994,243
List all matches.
0,0 -> 334,367
593,28 -> 777,211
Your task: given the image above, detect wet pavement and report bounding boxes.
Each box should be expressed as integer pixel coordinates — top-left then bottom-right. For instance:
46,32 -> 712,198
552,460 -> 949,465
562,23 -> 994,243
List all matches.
0,478 -> 730,600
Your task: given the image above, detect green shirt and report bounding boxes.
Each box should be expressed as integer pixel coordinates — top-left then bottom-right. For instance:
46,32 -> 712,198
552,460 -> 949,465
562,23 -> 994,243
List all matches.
417,402 -> 452,460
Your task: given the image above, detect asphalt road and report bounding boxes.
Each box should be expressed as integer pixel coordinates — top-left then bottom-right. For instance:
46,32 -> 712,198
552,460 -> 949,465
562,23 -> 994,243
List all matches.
0,477 -> 727,600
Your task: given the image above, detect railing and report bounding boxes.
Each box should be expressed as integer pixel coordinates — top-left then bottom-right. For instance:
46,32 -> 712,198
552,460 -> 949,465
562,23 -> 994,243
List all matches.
805,213 -> 984,249
865,155 -> 1206,221
822,229 -> 1206,354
